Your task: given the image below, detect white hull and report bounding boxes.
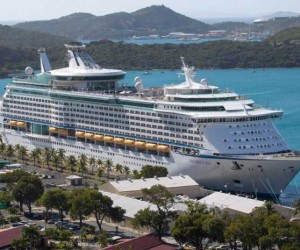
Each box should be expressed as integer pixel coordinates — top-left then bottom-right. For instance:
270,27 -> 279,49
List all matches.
3,129 -> 299,197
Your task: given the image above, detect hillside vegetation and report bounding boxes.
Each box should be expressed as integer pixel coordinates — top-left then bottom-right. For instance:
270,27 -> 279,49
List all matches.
1,39 -> 300,78
14,5 -> 211,40
0,25 -> 71,48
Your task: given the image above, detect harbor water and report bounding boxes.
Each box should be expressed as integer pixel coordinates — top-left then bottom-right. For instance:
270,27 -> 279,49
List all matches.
1,67 -> 300,204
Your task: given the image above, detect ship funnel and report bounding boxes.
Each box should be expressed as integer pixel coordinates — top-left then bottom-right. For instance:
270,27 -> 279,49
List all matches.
38,48 -> 52,73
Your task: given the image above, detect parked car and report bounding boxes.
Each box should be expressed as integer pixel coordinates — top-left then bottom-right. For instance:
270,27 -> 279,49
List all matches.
216,245 -> 230,250
12,222 -> 24,227
47,219 -> 58,224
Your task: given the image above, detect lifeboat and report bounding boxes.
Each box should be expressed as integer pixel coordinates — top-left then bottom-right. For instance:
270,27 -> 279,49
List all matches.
9,120 -> 17,126
75,131 -> 85,137
146,143 -> 157,150
124,139 -> 135,145
57,128 -> 68,135
94,134 -> 104,141
103,136 -> 114,142
84,133 -> 94,139
114,137 -> 124,144
16,121 -> 26,127
157,145 -> 170,152
135,141 -> 146,148
49,126 -> 58,132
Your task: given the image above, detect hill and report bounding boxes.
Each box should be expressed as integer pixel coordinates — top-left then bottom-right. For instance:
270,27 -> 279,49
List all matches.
267,27 -> 300,43
0,24 -> 72,48
15,5 -> 211,40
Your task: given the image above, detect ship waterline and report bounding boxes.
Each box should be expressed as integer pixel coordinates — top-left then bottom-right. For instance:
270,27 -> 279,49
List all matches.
1,43 -> 300,197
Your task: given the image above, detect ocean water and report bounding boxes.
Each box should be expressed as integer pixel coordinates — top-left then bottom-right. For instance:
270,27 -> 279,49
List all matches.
1,67 -> 300,204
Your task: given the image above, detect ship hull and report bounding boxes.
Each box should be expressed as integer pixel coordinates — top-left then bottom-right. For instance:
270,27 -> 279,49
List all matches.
2,129 -> 299,197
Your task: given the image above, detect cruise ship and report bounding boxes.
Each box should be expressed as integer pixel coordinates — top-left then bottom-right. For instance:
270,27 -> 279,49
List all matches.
1,43 -> 300,197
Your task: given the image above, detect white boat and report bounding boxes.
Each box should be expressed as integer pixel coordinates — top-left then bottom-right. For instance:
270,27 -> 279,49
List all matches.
1,43 -> 300,197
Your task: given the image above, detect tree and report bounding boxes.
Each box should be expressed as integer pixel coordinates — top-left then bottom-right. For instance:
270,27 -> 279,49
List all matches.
40,189 -> 70,222
17,145 -> 28,163
57,148 -> 66,171
139,165 -> 168,178
30,148 -> 41,167
172,202 -> 225,250
51,152 -> 60,171
123,166 -> 131,179
12,225 -> 40,249
114,164 -> 123,179
104,159 -> 113,180
12,175 -> 44,213
0,143 -> 6,157
89,190 -> 125,231
132,185 -> 176,239
96,167 -> 104,180
66,155 -> 77,174
78,154 -> 88,176
42,147 -> 52,169
69,189 -> 93,227
89,157 -> 96,175
5,144 -> 14,158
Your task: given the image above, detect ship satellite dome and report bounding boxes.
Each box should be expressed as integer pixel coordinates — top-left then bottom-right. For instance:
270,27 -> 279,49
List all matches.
25,66 -> 34,76
200,78 -> 208,85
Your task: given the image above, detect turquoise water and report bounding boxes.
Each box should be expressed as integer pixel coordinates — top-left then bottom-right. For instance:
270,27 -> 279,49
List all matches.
2,68 -> 300,204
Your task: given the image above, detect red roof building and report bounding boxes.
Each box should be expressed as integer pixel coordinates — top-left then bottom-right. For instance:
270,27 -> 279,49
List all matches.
102,234 -> 178,250
0,226 -> 23,249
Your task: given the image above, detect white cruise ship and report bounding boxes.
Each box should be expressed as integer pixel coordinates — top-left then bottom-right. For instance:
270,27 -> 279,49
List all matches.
1,43 -> 300,197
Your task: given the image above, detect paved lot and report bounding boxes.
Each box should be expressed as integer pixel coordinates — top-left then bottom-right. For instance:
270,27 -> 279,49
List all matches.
1,164 -> 142,239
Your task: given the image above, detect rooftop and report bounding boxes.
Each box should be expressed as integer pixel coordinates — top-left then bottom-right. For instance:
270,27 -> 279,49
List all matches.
107,175 -> 199,193
102,234 -> 178,250
101,191 -> 157,218
199,192 -> 265,214
0,226 -> 23,248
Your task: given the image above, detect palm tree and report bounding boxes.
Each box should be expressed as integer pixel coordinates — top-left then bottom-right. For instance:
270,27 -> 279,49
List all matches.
97,159 -> 103,169
114,164 -> 123,180
18,145 -> 28,163
0,143 -> 6,158
89,157 -> 96,175
35,148 -> 42,166
14,144 -> 21,155
51,153 -> 60,171
30,149 -> 40,166
96,168 -> 104,181
42,147 -> 52,169
66,155 -> 77,174
104,159 -> 113,180
0,134 -> 3,144
57,148 -> 66,171
5,144 -> 14,159
78,154 -> 88,176
123,166 -> 131,179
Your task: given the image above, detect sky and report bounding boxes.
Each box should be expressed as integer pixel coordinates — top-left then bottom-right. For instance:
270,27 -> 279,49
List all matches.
1,0 -> 300,22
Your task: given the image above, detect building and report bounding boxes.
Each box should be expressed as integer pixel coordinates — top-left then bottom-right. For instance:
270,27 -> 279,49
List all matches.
100,175 -> 206,199
102,234 -> 178,250
101,191 -> 157,233
65,175 -> 83,186
199,192 -> 265,216
0,226 -> 23,249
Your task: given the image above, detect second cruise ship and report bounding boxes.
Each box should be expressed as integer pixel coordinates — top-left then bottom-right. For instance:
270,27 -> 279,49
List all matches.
1,43 -> 300,197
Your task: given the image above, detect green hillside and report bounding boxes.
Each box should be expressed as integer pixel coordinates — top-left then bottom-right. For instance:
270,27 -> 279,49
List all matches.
15,5 -> 211,40
267,27 -> 300,43
0,24 -> 72,48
